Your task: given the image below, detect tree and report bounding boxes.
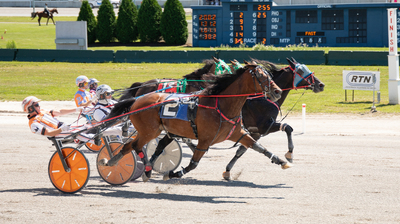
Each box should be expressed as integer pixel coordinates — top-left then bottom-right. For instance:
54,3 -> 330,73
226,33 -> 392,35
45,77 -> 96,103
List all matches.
137,0 -> 162,43
160,0 -> 188,45
77,1 -> 97,44
116,0 -> 139,43
96,0 -> 116,43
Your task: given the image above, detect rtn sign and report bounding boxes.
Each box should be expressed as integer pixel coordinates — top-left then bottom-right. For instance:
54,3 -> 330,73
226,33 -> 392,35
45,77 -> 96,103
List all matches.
343,71 -> 380,91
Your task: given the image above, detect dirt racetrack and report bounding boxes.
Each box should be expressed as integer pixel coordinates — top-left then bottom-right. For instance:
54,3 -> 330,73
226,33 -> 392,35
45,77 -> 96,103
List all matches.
0,101 -> 399,223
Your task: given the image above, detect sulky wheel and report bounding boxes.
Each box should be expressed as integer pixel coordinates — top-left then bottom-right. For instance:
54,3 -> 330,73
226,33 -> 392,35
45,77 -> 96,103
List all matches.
145,138 -> 182,173
130,151 -> 145,181
85,138 -> 105,152
96,141 -> 136,185
48,147 -> 90,194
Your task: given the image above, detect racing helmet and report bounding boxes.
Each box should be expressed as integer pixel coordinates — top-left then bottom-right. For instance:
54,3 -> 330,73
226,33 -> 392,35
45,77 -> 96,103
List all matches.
96,84 -> 113,104
22,96 -> 41,113
88,78 -> 100,90
76,75 -> 89,88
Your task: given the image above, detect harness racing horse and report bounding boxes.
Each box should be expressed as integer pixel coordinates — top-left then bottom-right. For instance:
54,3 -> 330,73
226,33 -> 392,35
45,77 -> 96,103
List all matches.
222,58 -> 325,179
31,8 -> 58,26
99,63 -> 289,181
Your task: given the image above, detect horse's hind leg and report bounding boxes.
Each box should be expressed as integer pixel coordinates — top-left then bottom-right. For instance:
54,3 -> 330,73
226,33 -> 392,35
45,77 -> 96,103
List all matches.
149,135 -> 174,164
164,147 -> 207,180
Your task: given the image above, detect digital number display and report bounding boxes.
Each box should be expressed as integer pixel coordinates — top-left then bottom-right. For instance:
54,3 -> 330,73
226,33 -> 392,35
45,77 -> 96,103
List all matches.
199,14 -> 217,40
253,4 -> 271,11
233,12 -> 244,44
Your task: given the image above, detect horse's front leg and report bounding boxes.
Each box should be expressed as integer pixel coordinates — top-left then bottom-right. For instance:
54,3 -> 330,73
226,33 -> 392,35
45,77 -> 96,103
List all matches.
279,123 -> 294,163
46,17 -> 49,25
38,17 -> 41,26
262,122 -> 295,163
164,146 -> 207,180
223,132 -> 260,180
224,130 -> 292,180
51,17 -> 55,25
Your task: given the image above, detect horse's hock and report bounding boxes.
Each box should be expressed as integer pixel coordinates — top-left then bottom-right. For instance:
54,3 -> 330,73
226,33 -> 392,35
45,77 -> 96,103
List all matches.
55,21 -> 87,50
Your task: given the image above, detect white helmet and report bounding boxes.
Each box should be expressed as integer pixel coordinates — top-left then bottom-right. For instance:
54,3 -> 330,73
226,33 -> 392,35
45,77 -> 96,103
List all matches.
96,84 -> 113,104
22,96 -> 41,113
76,75 -> 89,88
88,78 -> 100,90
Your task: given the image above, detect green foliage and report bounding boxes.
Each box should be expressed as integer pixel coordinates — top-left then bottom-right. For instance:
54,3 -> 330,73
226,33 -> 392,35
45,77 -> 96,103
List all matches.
96,0 -> 116,43
160,0 -> 188,45
6,40 -> 16,49
77,1 -> 97,44
116,0 -> 139,43
137,0 -> 162,43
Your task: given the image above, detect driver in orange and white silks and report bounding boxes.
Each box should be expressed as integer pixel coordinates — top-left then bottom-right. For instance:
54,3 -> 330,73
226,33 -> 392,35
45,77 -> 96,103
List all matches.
74,75 -> 96,107
22,96 -> 95,143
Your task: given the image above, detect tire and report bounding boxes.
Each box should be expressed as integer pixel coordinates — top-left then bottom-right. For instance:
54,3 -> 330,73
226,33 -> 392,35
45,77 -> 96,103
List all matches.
145,138 -> 182,173
97,141 -> 136,185
48,147 -> 90,194
85,138 -> 105,152
130,151 -> 144,181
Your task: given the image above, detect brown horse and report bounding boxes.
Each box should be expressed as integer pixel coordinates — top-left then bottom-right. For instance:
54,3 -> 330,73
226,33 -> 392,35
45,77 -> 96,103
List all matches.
31,8 -> 58,26
99,63 -> 291,182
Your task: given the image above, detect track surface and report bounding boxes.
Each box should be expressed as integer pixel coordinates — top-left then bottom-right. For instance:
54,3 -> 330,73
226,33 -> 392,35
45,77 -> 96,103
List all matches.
0,101 -> 399,223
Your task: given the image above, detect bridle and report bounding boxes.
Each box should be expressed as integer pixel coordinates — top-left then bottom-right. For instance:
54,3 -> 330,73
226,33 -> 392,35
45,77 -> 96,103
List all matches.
249,65 -> 274,95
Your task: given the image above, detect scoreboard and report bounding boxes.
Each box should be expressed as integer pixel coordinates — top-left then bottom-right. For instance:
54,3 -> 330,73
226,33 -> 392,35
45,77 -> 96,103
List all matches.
192,1 -> 400,47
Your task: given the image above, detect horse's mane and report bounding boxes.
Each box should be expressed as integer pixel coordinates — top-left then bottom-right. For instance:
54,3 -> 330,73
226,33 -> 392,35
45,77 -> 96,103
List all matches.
251,59 -> 281,74
182,60 -> 215,80
204,67 -> 247,95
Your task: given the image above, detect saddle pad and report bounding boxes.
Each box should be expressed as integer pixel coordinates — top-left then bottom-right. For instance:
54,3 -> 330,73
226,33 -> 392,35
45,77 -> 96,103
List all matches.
159,94 -> 193,121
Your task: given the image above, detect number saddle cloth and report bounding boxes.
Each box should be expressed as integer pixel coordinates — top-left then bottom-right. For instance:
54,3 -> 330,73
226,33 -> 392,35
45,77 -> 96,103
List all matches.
159,93 -> 199,138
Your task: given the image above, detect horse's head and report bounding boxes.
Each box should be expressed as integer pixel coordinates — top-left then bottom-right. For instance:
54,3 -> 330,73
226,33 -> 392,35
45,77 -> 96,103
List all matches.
244,61 -> 282,102
286,57 -> 325,93
212,56 -> 232,75
51,9 -> 58,14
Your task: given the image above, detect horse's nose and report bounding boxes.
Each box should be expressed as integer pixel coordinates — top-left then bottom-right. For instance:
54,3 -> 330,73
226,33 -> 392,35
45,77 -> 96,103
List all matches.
275,89 -> 282,95
319,82 -> 325,88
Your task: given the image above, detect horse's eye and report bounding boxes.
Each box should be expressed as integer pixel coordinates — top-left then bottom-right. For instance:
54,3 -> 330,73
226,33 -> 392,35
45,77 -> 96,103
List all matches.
297,69 -> 304,76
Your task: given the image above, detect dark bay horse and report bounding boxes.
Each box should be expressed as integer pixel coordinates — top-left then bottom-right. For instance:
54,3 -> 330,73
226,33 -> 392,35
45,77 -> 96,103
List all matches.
222,58 -> 325,179
31,8 -> 58,26
99,64 -> 289,181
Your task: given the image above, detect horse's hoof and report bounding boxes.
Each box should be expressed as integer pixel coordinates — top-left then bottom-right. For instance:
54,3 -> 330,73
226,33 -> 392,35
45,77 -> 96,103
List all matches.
222,171 -> 230,180
285,152 -> 293,163
98,158 -> 108,166
141,172 -> 150,182
163,172 -> 171,181
281,162 -> 293,170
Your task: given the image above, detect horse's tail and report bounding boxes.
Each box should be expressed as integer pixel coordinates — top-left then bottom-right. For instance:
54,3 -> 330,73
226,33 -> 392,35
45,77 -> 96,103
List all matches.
118,82 -> 142,101
105,98 -> 136,122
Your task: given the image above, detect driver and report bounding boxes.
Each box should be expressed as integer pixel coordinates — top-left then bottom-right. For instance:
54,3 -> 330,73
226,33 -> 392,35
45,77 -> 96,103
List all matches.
22,96 -> 95,143
92,84 -> 134,137
74,75 -> 96,107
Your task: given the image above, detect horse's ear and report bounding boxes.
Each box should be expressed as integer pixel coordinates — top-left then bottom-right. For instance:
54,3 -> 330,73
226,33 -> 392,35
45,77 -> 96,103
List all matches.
212,56 -> 219,63
286,58 -> 296,69
291,57 -> 298,63
229,60 -> 234,64
243,60 -> 249,65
